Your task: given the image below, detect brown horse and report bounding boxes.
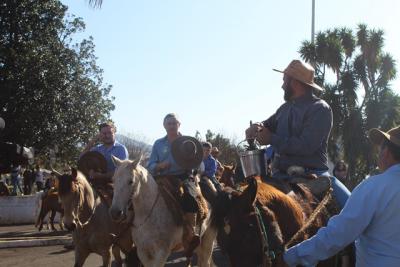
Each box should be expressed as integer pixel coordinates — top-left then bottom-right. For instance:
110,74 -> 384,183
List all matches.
35,191 -> 64,231
218,164 -> 236,188
56,169 -> 137,267
214,177 -> 337,267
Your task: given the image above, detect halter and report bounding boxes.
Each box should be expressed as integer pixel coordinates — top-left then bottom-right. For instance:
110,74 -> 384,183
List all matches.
128,187 -> 161,229
253,201 -> 278,267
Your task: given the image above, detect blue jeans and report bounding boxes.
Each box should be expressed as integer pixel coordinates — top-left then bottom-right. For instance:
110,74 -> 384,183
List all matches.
272,170 -> 350,209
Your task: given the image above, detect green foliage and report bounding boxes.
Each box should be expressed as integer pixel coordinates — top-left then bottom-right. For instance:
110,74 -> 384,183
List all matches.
0,0 -> 114,164
299,24 -> 399,188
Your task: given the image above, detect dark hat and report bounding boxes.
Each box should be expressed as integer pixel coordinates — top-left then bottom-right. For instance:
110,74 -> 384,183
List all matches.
77,151 -> 107,178
369,126 -> 400,147
171,136 -> 203,170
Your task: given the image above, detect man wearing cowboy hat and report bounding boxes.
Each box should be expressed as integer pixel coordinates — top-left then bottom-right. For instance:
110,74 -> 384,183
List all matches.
283,126 -> 400,267
246,59 -> 350,208
147,113 -> 203,255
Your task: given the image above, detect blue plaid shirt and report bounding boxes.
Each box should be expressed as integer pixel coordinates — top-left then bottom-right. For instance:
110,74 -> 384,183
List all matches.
91,141 -> 128,172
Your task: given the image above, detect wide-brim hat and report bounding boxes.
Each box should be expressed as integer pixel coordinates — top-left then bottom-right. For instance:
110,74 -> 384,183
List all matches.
77,151 -> 107,178
171,136 -> 203,170
273,59 -> 324,91
369,126 -> 400,147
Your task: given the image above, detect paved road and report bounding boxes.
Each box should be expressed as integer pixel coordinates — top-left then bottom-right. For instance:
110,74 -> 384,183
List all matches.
0,244 -> 229,267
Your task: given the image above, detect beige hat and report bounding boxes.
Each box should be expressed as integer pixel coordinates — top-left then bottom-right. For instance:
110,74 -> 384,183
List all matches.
273,60 -> 324,91
369,126 -> 400,147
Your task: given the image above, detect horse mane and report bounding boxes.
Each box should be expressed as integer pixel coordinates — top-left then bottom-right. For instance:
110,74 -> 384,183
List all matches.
252,177 -> 304,242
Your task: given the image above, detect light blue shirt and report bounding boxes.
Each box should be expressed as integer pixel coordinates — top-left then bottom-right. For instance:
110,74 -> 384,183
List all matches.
284,164 -> 400,267
147,136 -> 184,176
203,154 -> 217,178
91,141 -> 128,173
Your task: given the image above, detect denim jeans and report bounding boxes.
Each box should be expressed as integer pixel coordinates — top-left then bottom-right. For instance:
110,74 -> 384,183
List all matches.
272,170 -> 350,209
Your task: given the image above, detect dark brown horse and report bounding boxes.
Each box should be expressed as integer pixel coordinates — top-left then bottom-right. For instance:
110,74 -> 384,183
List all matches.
214,177 -> 337,267
36,191 -> 64,231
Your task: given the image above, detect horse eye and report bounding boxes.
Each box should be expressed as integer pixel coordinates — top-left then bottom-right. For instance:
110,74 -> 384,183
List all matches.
128,180 -> 133,185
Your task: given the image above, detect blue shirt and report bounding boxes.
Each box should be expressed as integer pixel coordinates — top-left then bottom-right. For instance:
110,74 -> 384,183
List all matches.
203,154 -> 217,178
147,136 -> 184,176
263,92 -> 332,172
91,141 -> 129,173
284,164 -> 400,267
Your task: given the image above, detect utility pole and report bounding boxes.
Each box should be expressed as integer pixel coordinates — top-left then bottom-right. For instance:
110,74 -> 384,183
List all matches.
311,0 -> 315,44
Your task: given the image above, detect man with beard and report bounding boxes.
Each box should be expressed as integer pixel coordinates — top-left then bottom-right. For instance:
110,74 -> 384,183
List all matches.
246,60 -> 350,208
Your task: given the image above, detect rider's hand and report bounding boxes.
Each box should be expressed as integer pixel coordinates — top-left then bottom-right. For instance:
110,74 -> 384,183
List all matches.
256,126 -> 272,145
245,123 -> 263,139
157,161 -> 171,171
89,134 -> 101,146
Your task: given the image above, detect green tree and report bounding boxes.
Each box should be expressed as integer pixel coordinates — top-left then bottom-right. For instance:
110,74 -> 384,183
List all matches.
0,0 -> 114,164
299,25 -> 399,188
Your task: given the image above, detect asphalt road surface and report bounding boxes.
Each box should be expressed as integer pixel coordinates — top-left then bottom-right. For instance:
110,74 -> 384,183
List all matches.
0,244 -> 230,267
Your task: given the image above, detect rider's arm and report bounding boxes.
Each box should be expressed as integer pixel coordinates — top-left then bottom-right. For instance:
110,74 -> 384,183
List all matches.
271,103 -> 332,156
284,178 -> 376,266
147,140 -> 161,175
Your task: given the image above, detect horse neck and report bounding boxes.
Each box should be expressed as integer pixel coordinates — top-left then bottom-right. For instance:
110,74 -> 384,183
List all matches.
132,171 -> 160,216
77,176 -> 96,223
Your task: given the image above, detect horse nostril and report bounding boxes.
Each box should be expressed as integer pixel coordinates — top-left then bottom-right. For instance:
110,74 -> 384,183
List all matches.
110,208 -> 123,221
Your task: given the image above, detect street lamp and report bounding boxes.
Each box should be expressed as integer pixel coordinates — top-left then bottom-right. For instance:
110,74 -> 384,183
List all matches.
311,0 -> 315,44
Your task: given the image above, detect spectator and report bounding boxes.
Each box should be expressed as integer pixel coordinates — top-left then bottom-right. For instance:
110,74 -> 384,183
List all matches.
202,142 -> 221,191
35,165 -> 44,192
333,160 -> 348,184
10,164 -> 23,195
23,167 -> 35,195
211,147 -> 224,178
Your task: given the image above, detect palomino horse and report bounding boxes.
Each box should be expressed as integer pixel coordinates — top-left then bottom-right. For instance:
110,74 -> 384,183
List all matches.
36,192 -> 64,231
215,177 -> 338,267
109,156 -> 218,267
56,169 -> 135,267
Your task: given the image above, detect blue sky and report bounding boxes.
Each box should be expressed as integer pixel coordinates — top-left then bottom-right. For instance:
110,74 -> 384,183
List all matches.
62,0 -> 400,144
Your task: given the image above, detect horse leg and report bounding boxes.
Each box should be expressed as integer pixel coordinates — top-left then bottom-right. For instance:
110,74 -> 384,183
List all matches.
112,245 -> 123,267
100,248 -> 112,267
74,248 -> 90,267
196,225 -> 218,267
59,212 -> 64,231
50,210 -> 56,231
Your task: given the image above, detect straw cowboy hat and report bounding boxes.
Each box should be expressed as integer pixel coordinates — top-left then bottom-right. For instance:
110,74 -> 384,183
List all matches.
369,126 -> 400,147
273,60 -> 324,91
171,136 -> 203,170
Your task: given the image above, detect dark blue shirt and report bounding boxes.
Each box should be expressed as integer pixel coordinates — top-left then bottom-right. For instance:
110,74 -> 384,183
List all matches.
263,92 -> 332,172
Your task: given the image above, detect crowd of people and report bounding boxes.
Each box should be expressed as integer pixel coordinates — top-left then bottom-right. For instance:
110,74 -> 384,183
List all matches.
0,164 -> 56,196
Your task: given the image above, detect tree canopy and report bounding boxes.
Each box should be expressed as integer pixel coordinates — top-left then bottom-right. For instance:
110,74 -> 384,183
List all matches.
0,0 -> 114,164
299,24 -> 399,188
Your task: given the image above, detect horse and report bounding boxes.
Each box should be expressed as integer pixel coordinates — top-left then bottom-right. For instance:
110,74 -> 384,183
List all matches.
56,168 -> 136,267
35,191 -> 64,231
109,156 -> 218,267
218,164 -> 236,188
214,177 -> 338,267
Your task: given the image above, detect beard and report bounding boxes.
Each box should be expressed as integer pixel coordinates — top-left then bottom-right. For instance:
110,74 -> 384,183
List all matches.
283,85 -> 294,101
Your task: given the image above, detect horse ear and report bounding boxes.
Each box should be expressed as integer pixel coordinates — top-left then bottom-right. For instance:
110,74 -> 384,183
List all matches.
232,162 -> 236,171
71,168 -> 78,181
244,177 -> 258,206
112,155 -> 123,167
130,154 -> 143,169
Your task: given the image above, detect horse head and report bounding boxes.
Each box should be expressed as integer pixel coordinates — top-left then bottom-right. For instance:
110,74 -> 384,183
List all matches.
109,155 -> 143,223
219,177 -> 286,267
56,168 -> 86,231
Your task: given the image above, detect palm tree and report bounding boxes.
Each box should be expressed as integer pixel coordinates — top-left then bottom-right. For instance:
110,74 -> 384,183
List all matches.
299,24 -> 398,188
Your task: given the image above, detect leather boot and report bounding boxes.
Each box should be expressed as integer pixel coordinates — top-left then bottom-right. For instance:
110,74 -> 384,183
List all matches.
183,212 -> 200,256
